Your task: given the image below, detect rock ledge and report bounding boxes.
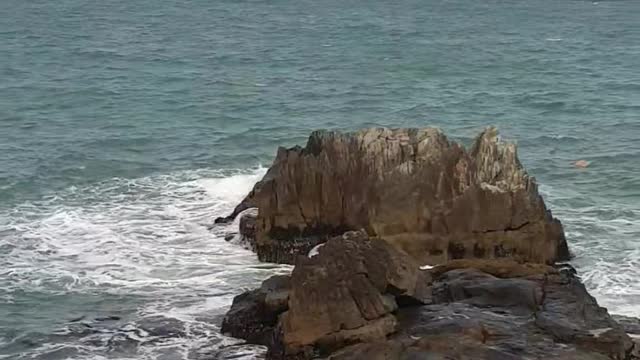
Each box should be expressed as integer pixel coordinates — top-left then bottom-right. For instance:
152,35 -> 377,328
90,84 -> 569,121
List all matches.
220,234 -> 637,359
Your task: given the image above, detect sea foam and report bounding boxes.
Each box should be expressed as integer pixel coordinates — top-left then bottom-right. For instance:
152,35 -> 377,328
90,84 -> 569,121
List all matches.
0,167 -> 289,360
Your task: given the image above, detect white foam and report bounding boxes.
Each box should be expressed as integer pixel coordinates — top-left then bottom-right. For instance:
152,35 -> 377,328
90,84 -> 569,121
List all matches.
308,243 -> 324,258
197,168 -> 266,204
0,166 -> 290,359
539,183 -> 640,317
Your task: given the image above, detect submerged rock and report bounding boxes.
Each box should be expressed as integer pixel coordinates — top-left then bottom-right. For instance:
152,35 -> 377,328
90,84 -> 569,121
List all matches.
220,127 -> 569,265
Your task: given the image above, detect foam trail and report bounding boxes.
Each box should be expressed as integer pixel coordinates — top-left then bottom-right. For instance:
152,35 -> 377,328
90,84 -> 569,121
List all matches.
0,166 -> 289,360
539,183 -> 640,317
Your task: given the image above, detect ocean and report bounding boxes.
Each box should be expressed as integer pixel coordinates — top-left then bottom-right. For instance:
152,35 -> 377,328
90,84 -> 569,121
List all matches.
0,0 -> 638,358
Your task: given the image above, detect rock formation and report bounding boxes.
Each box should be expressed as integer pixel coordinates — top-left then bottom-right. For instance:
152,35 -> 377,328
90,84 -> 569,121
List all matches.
219,235 -> 638,360
217,127 -> 569,265
221,274 -> 290,348
216,127 -> 638,359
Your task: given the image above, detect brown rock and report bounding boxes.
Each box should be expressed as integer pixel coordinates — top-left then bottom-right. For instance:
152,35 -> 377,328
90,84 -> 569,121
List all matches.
429,258 -> 557,279
431,268 -> 543,313
535,270 -> 634,360
273,231 -> 431,358
223,127 -> 569,265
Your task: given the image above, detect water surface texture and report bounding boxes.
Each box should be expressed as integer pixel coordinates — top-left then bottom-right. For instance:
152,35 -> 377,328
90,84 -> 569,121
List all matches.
1,0 -> 639,358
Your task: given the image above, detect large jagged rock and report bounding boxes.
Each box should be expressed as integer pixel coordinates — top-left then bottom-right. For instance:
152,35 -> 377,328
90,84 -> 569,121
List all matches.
218,127 -> 569,265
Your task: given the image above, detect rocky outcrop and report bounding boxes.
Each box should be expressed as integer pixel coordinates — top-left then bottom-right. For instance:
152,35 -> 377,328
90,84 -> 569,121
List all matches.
276,231 -> 430,358
218,127 -> 569,265
221,232 -> 431,358
220,274 -> 290,347
220,236 -> 636,360
216,127 -> 638,359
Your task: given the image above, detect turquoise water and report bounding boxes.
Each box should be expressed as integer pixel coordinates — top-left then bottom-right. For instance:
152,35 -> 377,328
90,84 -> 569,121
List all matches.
1,0 -> 639,358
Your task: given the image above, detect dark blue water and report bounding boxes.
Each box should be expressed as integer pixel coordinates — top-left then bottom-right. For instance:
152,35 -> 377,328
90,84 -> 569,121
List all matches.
1,0 -> 639,358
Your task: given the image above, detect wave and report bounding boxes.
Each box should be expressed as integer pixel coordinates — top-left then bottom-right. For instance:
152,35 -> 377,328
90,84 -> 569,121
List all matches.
539,184 -> 640,317
0,167 -> 290,360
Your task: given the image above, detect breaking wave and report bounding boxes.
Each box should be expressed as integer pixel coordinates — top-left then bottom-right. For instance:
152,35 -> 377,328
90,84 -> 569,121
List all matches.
539,184 -> 640,317
0,167 -> 290,360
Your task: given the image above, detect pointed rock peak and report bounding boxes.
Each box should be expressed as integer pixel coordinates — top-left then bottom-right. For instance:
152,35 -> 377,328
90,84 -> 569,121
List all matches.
219,126 -> 567,266
471,127 -> 527,190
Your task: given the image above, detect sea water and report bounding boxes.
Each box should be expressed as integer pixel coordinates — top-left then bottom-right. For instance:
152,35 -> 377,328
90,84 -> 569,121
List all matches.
1,0 -> 638,358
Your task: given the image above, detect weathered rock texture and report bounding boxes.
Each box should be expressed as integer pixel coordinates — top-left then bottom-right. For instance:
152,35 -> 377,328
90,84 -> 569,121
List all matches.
221,232 -> 430,358
276,231 -> 430,358
220,236 -> 637,360
218,127 -> 569,265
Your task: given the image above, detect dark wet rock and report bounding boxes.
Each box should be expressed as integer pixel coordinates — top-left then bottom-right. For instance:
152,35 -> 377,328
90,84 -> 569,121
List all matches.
327,267 -> 635,360
239,209 -> 258,248
224,233 -> 236,241
331,303 -> 614,360
203,343 -> 269,360
137,315 -> 187,338
105,332 -> 140,355
224,254 -> 635,359
68,315 -> 86,322
256,236 -> 325,264
262,275 -> 291,314
215,202 -> 253,225
431,268 -> 542,314
534,272 -> 634,360
220,127 -> 568,265
613,315 -> 640,335
221,275 -> 291,347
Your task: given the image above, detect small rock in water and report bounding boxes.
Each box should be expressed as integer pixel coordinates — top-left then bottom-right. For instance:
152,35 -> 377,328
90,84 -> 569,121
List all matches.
94,315 -> 121,322
224,233 -> 237,241
69,315 -> 86,323
137,315 -> 187,338
573,160 -> 590,168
